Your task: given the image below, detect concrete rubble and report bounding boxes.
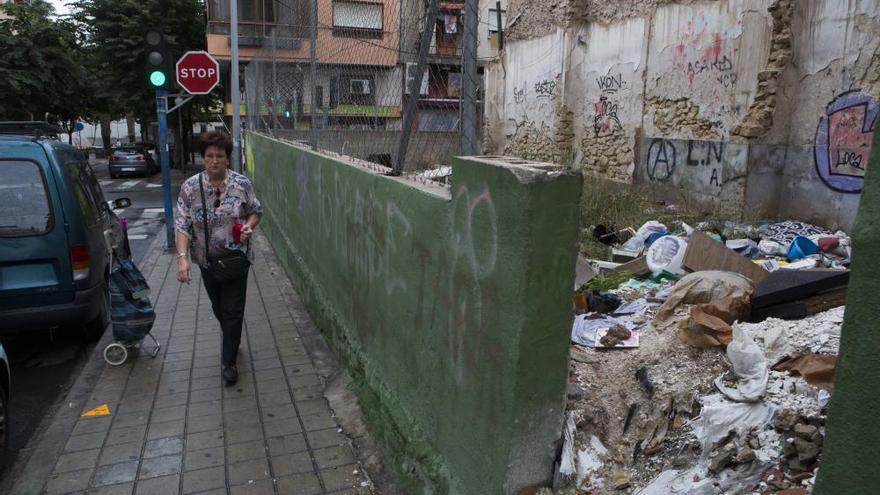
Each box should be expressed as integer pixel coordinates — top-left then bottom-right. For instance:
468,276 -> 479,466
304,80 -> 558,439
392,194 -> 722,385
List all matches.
552,219 -> 850,494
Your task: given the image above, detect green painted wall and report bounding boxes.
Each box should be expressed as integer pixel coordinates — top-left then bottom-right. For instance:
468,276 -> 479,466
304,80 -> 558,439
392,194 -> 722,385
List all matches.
245,132 -> 582,494
814,124 -> 880,493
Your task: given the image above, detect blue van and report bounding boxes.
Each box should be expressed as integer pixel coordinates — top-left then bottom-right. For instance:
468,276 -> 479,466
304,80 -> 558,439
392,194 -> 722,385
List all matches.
0,124 -> 130,340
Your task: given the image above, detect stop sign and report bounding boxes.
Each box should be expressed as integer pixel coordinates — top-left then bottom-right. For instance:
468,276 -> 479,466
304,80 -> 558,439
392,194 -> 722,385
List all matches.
176,51 -> 220,95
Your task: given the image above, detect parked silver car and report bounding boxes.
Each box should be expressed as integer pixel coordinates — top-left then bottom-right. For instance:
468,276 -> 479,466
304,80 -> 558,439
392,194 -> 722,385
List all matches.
109,146 -> 158,178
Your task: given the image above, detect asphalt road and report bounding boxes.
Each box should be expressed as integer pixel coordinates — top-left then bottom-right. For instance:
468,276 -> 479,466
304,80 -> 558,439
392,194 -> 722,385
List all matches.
0,159 -> 188,480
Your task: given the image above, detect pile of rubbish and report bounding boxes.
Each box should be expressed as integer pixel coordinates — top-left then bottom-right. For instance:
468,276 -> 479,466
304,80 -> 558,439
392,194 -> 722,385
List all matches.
555,219 -> 850,494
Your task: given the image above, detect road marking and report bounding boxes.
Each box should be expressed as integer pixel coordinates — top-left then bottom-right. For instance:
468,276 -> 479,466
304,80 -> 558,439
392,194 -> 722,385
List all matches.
127,234 -> 149,240
99,180 -> 112,187
82,404 -> 111,417
120,180 -> 140,189
143,207 -> 166,214
146,183 -> 162,188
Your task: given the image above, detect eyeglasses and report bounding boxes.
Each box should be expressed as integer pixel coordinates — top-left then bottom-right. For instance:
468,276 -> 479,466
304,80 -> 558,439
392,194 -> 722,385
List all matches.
204,153 -> 227,162
213,188 -> 221,209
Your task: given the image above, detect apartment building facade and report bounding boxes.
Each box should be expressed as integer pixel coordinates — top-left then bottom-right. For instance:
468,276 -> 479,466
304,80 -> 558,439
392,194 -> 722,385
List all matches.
398,0 -> 506,131
205,0 -> 506,132
206,0 -> 401,130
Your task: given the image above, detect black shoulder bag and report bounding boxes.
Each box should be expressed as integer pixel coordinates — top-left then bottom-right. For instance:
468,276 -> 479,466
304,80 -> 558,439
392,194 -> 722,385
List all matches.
199,173 -> 251,282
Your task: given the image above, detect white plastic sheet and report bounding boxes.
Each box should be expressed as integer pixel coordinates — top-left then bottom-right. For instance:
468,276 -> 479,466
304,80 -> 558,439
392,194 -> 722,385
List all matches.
714,325 -> 769,402
614,297 -> 658,316
559,413 -> 577,477
576,436 -> 608,491
635,461 -> 768,495
691,393 -> 777,452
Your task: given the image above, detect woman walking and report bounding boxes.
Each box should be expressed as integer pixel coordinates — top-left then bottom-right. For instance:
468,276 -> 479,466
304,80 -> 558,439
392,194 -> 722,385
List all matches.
175,131 -> 262,385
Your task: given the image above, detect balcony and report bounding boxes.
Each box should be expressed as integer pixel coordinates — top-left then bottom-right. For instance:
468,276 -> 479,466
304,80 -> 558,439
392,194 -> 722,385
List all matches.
206,0 -> 308,39
208,21 -> 305,41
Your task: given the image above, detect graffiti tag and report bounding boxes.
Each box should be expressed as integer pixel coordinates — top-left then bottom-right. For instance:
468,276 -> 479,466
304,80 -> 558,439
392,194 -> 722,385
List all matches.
814,90 -> 879,193
593,96 -> 621,134
513,84 -> 526,104
596,73 -> 624,93
646,138 -> 676,182
534,79 -> 557,98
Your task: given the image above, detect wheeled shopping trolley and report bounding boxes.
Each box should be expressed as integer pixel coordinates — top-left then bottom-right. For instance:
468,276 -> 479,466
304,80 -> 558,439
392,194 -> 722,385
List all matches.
103,257 -> 160,366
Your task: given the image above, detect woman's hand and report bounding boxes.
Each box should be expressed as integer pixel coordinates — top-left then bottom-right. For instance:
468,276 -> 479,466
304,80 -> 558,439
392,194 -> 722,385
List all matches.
177,257 -> 192,284
240,224 -> 254,242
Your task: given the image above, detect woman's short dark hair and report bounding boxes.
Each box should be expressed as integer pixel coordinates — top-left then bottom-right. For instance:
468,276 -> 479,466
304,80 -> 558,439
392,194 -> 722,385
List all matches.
198,131 -> 233,158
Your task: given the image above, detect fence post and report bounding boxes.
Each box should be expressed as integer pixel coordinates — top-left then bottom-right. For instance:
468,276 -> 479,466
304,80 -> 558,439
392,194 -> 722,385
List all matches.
461,0 -> 479,156
309,0 -> 318,150
394,0 -> 440,175
272,36 -> 278,135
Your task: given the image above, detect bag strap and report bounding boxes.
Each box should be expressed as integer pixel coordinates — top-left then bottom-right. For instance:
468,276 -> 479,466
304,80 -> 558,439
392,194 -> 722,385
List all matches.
198,172 -> 250,263
198,173 -> 211,264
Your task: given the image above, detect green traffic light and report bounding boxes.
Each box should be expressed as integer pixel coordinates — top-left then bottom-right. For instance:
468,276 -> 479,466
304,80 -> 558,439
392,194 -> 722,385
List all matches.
150,70 -> 166,87
284,111 -> 291,118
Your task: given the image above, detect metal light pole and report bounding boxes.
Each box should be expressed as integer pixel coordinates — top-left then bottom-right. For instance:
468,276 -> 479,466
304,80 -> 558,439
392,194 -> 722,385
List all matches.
156,88 -> 174,250
230,0 -> 241,172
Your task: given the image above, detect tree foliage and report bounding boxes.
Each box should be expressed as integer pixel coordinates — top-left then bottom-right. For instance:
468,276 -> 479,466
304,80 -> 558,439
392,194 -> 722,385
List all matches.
0,0 -> 87,128
72,0 -> 208,122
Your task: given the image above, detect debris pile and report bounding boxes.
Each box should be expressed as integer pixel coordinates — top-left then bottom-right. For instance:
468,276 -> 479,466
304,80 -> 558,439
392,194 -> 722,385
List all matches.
556,219 -> 850,494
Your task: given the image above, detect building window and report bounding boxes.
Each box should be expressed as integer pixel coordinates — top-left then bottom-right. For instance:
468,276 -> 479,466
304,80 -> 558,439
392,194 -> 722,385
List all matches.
240,0 -> 276,23
332,1 -> 383,39
488,8 -> 506,35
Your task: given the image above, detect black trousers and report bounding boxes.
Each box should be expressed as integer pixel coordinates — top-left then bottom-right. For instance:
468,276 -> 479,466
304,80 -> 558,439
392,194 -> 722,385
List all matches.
200,268 -> 248,367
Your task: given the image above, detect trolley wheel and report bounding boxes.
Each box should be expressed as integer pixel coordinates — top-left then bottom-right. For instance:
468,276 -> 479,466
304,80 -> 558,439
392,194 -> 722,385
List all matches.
103,343 -> 128,366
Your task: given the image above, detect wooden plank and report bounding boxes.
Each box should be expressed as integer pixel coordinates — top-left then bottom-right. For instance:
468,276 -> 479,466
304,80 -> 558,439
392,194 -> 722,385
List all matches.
682,230 -> 770,283
613,256 -> 651,277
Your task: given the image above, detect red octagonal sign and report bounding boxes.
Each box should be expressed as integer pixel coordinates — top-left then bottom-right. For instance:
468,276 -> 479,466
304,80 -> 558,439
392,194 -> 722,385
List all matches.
176,51 -> 220,95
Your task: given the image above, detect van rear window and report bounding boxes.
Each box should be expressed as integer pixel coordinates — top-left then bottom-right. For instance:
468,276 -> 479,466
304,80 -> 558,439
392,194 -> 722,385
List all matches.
0,160 -> 52,237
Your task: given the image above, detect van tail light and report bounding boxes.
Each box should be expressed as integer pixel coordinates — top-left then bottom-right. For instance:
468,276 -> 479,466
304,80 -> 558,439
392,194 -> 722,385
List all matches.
70,244 -> 90,281
135,154 -> 144,161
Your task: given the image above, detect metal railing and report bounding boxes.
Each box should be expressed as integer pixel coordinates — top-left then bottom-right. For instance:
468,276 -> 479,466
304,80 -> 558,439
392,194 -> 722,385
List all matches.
242,0 -> 483,176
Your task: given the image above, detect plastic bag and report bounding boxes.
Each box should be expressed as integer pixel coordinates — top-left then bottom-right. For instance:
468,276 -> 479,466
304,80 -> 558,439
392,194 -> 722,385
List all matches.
714,325 -> 769,402
646,235 -> 688,275
637,221 -> 668,238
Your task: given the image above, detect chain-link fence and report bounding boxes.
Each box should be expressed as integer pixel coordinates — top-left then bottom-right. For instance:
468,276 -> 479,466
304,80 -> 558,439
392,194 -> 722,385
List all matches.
243,0 -> 485,178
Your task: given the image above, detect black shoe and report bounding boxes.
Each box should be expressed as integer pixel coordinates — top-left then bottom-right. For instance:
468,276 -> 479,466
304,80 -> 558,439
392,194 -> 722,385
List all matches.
222,365 -> 238,385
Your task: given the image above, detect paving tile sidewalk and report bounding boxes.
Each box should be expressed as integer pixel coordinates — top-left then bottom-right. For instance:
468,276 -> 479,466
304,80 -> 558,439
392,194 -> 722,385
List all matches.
12,233 -> 368,495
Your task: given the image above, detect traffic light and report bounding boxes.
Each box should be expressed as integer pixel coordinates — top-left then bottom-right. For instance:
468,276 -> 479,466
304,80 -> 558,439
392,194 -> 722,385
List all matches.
144,28 -> 169,88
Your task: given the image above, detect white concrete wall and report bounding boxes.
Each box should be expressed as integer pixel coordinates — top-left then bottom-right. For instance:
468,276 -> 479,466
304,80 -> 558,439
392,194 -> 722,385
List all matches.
477,0 -> 507,62
76,120 -> 143,148
485,0 -> 880,229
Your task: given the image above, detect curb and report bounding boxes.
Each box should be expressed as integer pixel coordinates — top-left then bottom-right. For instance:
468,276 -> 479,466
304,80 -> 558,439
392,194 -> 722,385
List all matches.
5,234 -> 167,495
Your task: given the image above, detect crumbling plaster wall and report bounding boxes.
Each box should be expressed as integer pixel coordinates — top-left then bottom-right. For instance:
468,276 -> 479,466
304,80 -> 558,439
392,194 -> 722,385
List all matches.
747,0 -> 880,231
486,0 -> 880,229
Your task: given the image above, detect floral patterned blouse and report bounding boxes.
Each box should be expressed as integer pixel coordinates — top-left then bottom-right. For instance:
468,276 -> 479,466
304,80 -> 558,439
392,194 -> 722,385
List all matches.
175,170 -> 262,269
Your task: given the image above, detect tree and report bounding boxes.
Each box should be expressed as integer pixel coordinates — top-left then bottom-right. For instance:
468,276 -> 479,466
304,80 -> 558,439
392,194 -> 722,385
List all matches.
72,0 -> 211,155
0,0 -> 88,132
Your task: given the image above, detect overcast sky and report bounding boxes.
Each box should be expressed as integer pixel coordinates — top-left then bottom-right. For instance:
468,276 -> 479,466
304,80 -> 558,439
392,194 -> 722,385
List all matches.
48,0 -> 72,16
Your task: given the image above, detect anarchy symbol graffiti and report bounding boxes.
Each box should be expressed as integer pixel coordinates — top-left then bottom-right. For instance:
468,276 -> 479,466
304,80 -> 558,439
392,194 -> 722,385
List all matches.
646,138 -> 676,182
